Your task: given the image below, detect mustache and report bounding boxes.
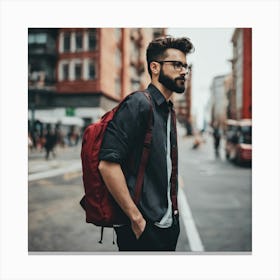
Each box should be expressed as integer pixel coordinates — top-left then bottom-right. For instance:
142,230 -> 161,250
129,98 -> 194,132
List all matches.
175,77 -> 185,82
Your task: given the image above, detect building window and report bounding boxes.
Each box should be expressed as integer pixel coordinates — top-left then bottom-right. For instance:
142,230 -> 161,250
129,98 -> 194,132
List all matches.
115,28 -> 122,42
36,34 -> 47,44
115,47 -> 122,68
76,32 -> 83,51
64,32 -> 71,52
62,64 -> 69,80
88,29 -> 97,50
115,77 -> 121,97
131,78 -> 140,92
28,33 -> 47,44
153,28 -> 164,39
88,60 -> 96,80
130,65 -> 138,79
74,63 -> 82,80
130,65 -> 140,91
130,40 -> 140,65
28,34 -> 35,44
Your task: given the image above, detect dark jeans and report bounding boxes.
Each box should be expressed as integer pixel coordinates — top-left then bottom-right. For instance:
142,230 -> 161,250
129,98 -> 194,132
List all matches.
114,217 -> 180,251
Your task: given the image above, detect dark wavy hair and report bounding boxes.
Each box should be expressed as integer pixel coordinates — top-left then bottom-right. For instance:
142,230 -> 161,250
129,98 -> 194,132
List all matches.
146,35 -> 194,77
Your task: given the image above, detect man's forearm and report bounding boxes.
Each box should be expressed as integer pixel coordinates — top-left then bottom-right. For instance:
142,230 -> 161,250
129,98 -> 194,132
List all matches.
98,160 -> 146,237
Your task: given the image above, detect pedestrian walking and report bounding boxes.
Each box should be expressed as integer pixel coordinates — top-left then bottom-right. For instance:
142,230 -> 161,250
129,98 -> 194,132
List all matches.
98,36 -> 194,251
213,126 -> 221,157
44,126 -> 57,160
28,132 -> 33,151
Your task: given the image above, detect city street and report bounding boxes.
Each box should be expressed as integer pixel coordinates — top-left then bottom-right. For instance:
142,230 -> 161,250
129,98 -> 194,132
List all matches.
178,130 -> 252,252
28,126 -> 252,253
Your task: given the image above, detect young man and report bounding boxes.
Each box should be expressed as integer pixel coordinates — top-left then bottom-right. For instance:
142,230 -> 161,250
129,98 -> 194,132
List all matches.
98,36 -> 194,251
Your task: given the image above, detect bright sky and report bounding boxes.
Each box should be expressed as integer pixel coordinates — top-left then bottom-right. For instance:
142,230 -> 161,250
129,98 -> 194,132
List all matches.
168,28 -> 234,129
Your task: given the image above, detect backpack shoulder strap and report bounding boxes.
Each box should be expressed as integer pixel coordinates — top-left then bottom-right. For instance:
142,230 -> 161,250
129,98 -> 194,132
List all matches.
133,90 -> 153,205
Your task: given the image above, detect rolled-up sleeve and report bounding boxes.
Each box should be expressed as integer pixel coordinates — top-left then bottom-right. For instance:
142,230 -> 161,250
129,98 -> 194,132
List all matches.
99,92 -> 151,164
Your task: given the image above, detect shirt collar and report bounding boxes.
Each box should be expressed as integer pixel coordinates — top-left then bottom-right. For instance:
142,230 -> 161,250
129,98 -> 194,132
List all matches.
147,83 -> 174,108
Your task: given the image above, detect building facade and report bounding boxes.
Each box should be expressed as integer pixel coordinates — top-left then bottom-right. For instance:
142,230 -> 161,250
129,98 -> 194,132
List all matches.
224,73 -> 234,119
210,74 -> 228,128
28,28 -> 166,131
231,28 -> 252,120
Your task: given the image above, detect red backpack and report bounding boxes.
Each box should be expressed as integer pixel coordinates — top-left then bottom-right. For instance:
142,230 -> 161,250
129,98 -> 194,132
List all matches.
80,91 -> 153,229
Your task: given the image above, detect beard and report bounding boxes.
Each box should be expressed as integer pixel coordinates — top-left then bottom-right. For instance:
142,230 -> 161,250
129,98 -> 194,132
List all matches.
158,68 -> 185,93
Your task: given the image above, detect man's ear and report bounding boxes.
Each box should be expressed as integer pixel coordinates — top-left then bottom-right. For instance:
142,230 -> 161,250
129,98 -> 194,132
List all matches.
150,61 -> 160,75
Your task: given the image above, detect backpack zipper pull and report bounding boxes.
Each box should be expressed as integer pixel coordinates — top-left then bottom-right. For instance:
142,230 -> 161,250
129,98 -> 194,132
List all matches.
112,229 -> 116,245
98,227 -> 104,244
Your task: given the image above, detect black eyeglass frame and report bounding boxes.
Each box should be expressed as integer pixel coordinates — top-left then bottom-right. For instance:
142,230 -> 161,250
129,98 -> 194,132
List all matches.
154,60 -> 191,72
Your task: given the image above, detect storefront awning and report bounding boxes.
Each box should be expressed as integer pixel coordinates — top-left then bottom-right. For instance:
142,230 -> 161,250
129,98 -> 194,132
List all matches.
29,115 -> 84,127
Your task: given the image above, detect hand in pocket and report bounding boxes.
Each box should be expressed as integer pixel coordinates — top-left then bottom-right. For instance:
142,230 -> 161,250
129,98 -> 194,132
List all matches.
131,218 -> 146,240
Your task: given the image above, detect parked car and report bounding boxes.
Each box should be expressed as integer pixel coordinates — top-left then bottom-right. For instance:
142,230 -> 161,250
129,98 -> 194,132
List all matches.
225,119 -> 252,164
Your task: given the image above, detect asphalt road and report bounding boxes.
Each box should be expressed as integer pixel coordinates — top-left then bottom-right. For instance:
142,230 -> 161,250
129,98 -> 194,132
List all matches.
178,134 -> 252,252
28,131 -> 251,253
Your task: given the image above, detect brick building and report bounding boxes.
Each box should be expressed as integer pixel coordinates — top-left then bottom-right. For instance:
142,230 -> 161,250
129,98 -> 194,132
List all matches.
28,28 -> 58,125
28,28 -> 166,130
230,28 -> 252,120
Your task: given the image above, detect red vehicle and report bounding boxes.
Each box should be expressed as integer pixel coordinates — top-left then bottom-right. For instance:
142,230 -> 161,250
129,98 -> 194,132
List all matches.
225,119 -> 252,164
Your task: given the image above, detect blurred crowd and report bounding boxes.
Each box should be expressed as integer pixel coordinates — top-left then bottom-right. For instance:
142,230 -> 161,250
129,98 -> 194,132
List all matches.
28,123 -> 82,160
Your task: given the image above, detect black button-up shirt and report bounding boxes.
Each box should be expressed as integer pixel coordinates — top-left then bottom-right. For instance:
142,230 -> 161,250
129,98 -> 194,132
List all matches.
99,84 -> 178,223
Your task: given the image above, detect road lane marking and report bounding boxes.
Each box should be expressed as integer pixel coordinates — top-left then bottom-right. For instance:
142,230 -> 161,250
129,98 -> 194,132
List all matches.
28,162 -> 81,181
178,176 -> 205,252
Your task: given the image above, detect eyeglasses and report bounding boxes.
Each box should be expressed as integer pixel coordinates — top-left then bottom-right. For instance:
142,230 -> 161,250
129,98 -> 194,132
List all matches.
155,60 -> 190,73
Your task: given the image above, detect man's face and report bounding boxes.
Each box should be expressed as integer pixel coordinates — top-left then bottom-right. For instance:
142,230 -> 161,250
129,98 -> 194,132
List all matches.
157,49 -> 188,93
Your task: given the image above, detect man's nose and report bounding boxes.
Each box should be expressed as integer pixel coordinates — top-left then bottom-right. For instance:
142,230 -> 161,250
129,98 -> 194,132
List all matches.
179,71 -> 186,78
180,67 -> 187,76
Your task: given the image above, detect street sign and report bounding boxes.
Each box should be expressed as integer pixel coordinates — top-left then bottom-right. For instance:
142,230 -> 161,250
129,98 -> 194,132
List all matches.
66,107 -> 75,116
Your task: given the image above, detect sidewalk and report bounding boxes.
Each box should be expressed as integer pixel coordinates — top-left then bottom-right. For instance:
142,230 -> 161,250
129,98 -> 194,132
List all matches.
28,144 -> 82,180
